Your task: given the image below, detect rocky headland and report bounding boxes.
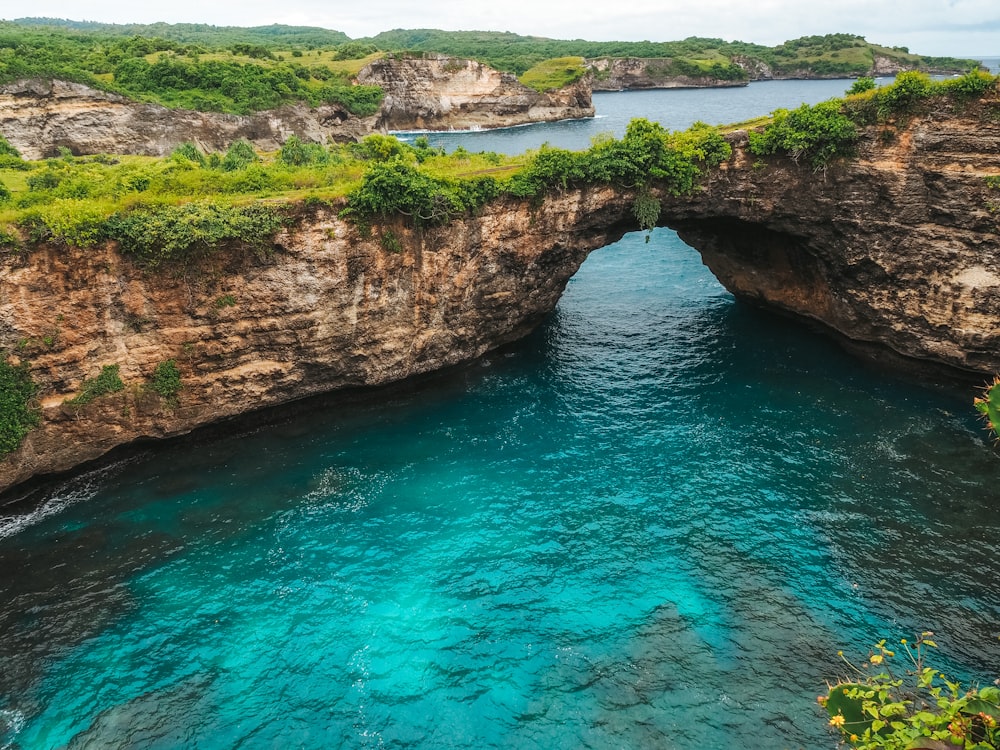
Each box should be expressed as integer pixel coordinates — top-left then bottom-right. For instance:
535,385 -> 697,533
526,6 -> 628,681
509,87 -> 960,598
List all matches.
587,57 -> 746,90
2,98 -> 999,495
0,54 -> 595,160
357,53 -> 594,130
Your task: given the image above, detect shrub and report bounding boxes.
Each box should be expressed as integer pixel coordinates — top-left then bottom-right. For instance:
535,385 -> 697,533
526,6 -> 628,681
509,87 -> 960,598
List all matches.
171,142 -> 207,166
507,145 -> 586,196
150,359 -> 182,405
277,135 -> 330,166
220,140 -> 261,172
18,200 -> 109,247
823,634 -> 1000,749
0,134 -> 20,158
847,77 -> 877,95
874,71 -> 932,118
66,364 -> 125,406
0,181 -> 10,204
106,202 -> 288,266
941,69 -> 996,100
748,100 -> 858,169
349,134 -> 410,162
27,170 -> 62,191
316,84 -> 384,117
0,358 -> 39,456
342,158 -> 469,226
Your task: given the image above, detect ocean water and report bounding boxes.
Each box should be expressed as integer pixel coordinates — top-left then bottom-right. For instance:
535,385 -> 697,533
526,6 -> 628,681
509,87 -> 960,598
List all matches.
3,80 -> 1000,750
398,78 -> 862,154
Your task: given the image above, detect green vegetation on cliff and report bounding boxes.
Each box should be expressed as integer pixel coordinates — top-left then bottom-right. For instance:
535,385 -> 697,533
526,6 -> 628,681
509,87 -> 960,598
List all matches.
0,68 -> 995,263
749,69 -> 997,168
0,357 -> 38,456
65,363 -> 125,406
0,114 -> 730,259
519,57 -> 587,92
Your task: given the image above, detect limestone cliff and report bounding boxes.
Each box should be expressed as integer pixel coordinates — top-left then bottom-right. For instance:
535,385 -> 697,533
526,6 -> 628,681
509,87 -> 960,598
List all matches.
356,53 -> 594,130
3,100 -> 1000,495
587,58 -> 747,90
0,79 -> 377,160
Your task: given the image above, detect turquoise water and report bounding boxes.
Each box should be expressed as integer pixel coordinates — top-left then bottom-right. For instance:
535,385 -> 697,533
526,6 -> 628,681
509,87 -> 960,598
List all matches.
3,83 -> 1000,749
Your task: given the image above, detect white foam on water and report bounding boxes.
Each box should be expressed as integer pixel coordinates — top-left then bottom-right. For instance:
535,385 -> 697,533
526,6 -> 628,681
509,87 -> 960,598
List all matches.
0,457 -> 141,539
0,707 -> 26,749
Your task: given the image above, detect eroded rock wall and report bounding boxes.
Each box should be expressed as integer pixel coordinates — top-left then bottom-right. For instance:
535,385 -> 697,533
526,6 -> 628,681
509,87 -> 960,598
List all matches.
658,105 -> 1000,377
0,189 -> 633,494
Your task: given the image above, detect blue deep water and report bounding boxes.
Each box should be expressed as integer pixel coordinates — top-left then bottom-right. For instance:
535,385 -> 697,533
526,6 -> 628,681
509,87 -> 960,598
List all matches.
2,79 -> 1000,750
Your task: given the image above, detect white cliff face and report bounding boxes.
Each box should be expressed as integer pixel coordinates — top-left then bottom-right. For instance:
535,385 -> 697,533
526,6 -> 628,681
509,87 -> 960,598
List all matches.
356,54 -> 594,130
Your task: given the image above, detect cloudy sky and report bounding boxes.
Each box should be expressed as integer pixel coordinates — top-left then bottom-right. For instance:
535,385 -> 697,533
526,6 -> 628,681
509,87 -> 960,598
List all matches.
6,0 -> 999,57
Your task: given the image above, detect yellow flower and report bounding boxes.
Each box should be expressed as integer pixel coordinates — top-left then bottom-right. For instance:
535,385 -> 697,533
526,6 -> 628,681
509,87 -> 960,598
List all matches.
900,638 -> 907,644
870,654 -> 884,665
850,735 -> 859,742
830,715 -> 846,727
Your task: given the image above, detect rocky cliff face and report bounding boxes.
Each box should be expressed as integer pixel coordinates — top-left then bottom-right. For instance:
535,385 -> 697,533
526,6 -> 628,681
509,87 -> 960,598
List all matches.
659,101 -> 1000,378
3,100 -> 999,495
0,189 -> 632,495
357,54 -> 594,130
587,58 -> 746,90
0,79 -> 377,160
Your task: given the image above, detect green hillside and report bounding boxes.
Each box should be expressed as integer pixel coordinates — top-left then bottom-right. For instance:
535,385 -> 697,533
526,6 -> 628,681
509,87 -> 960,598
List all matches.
11,17 -> 350,46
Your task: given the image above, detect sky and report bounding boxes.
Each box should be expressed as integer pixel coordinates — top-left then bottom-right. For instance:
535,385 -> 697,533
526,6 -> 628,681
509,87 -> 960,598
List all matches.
5,0 -> 999,57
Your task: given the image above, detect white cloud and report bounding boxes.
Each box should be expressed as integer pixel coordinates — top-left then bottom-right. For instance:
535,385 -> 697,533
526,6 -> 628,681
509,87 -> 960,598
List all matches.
5,0 -> 999,56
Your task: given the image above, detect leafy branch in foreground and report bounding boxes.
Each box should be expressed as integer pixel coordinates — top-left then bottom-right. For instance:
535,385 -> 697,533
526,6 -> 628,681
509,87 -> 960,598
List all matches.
974,376 -> 1000,441
822,633 -> 1000,749
65,364 -> 125,406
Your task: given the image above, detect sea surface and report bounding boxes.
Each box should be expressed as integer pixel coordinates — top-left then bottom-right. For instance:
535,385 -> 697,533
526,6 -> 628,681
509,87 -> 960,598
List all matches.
3,77 -> 1000,750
